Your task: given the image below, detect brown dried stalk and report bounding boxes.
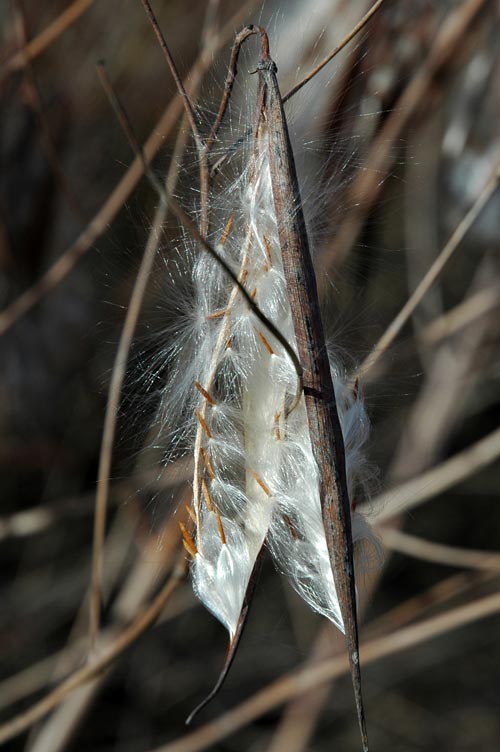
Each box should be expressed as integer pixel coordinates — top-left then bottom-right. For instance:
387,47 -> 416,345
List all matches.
358,157 -> 500,380
375,424 -> 500,523
253,28 -> 368,751
0,0 -> 96,82
380,528 -> 500,571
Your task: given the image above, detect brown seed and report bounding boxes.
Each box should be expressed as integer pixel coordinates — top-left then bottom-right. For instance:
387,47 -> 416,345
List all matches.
213,505 -> 227,545
274,411 -> 281,440
263,235 -> 273,265
200,447 -> 215,479
194,381 -> 216,406
201,478 -> 214,511
257,329 -> 274,355
196,408 -> 213,439
179,522 -> 197,557
249,468 -> 271,497
220,214 -> 233,246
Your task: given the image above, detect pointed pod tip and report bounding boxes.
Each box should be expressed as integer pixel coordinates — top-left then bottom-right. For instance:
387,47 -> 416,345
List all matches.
185,702 -> 203,727
186,546 -> 264,726
184,632 -> 239,727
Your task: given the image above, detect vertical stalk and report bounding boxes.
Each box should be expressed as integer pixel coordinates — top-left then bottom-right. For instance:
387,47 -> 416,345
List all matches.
255,32 -> 369,752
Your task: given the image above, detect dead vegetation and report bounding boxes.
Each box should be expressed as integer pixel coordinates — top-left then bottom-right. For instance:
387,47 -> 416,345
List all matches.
0,1 -> 499,750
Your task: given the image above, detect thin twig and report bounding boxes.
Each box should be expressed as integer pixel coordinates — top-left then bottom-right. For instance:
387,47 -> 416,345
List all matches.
374,425 -> 500,522
0,0 -> 96,82
88,194 -> 167,645
28,502 -> 190,752
420,284 -> 500,348
366,283 -> 500,382
358,158 -> 500,379
139,0 -> 212,237
139,0 -> 203,155
380,528 -> 500,571
366,569 -> 499,637
89,46 -> 208,647
282,0 -> 386,103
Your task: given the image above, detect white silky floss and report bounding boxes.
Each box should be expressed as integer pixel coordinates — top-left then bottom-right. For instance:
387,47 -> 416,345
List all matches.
168,126 -> 373,641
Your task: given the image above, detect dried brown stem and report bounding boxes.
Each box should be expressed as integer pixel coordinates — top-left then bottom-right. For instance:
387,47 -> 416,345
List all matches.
0,0 -> 96,82
358,157 -> 500,380
140,0 -> 202,155
139,0 -> 211,236
255,30 -> 368,751
420,285 -> 500,348
374,425 -> 500,522
367,283 -> 500,382
380,528 -> 500,571
89,192 -> 168,647
88,35 -> 211,646
366,569 -> 499,638
282,0 -> 386,103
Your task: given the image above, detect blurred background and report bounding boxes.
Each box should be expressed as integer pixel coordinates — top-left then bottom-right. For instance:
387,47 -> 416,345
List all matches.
0,1 -> 499,750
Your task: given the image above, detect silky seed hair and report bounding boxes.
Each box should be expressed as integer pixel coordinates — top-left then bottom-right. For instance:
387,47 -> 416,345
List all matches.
148,57 -> 378,643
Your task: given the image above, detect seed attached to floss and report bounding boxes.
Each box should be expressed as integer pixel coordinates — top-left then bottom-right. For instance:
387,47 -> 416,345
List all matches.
201,478 -> 214,512
194,381 -> 216,406
283,514 -> 299,541
274,411 -> 282,441
180,522 -> 197,558
263,235 -> 273,266
220,214 -> 233,246
257,329 -> 274,355
213,505 -> 227,545
249,468 -> 271,498
200,447 -> 215,480
185,505 -> 197,524
206,308 -> 227,320
195,408 -> 212,439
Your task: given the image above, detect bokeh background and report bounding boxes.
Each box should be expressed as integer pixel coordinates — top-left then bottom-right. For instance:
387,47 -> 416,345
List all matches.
1,1 -> 499,750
